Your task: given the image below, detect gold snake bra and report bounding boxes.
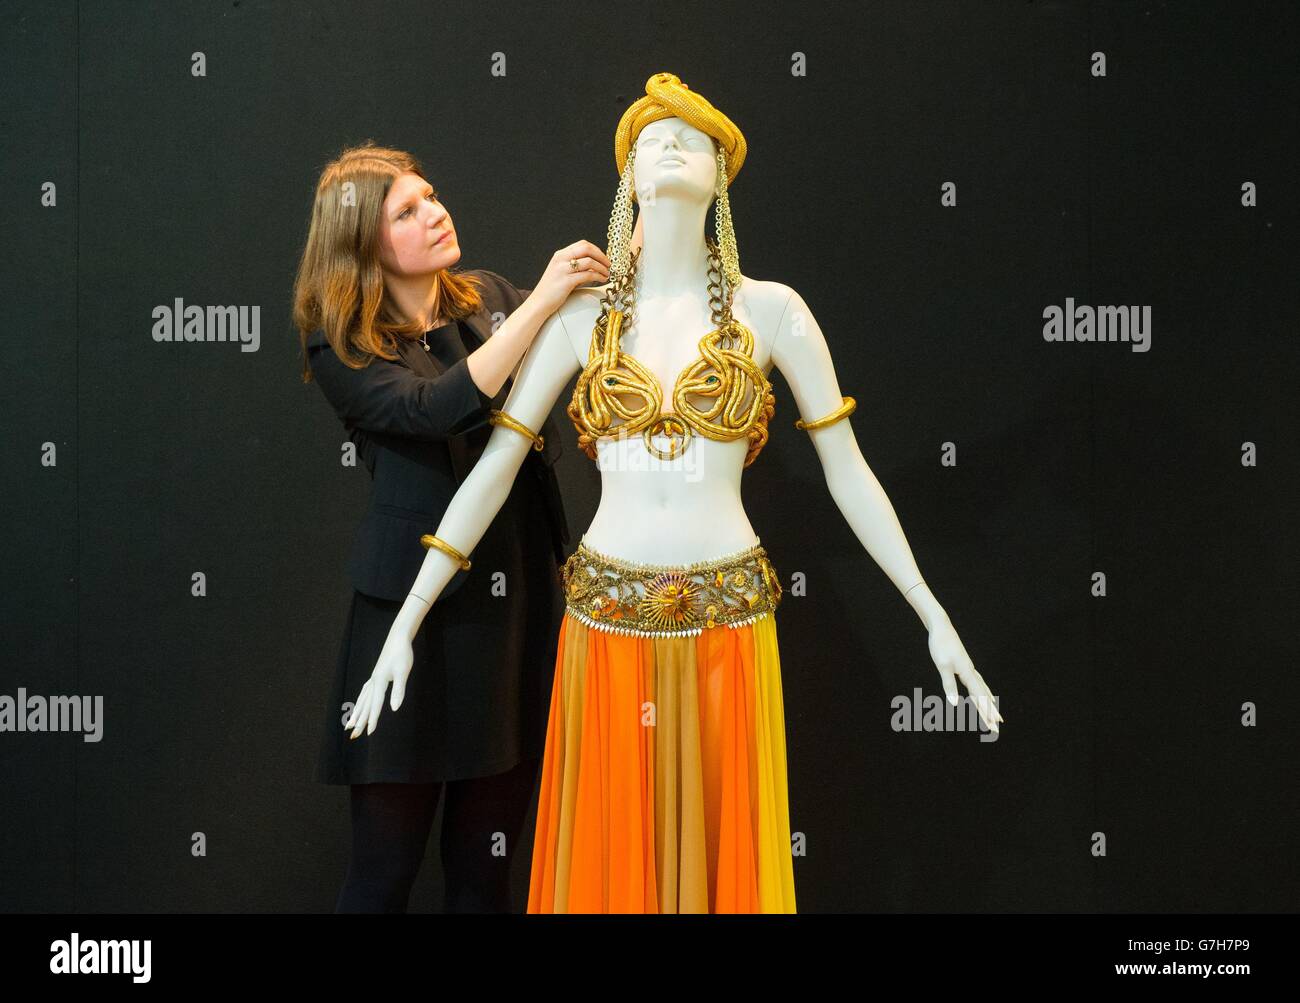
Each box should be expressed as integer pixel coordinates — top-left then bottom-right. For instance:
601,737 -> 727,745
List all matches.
567,240 -> 775,466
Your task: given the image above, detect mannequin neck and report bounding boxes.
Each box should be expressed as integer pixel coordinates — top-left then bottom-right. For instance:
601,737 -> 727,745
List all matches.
635,196 -> 712,299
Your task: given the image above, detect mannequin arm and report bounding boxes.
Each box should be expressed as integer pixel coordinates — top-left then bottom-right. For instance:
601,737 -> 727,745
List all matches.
390,310 -> 580,639
770,288 -> 949,633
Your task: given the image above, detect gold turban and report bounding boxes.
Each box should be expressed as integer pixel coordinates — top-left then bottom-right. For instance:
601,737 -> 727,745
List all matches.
614,72 -> 747,186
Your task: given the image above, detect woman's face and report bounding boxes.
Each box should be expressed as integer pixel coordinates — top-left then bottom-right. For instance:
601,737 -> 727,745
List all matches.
377,171 -> 460,277
633,118 -> 718,202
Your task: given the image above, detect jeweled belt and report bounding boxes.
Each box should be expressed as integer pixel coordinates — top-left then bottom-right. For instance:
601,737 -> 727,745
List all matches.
561,540 -> 783,637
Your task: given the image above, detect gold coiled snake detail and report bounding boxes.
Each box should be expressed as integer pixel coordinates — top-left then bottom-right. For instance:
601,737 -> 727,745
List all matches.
567,240 -> 775,467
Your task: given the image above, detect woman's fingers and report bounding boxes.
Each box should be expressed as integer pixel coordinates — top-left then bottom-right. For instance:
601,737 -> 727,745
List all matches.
564,256 -> 609,279
529,241 -> 615,312
571,267 -> 610,288
546,241 -> 612,292
558,241 -> 611,272
569,240 -> 611,268
571,262 -> 609,283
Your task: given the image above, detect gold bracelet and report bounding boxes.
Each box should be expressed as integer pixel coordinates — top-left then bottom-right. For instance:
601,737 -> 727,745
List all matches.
489,409 -> 544,451
795,396 -> 856,431
419,534 -> 472,571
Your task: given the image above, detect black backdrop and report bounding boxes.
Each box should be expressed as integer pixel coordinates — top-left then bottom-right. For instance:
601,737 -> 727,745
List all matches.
2,0 -> 1295,914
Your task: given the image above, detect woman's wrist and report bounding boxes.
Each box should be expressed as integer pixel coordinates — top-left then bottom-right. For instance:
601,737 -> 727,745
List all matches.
512,291 -> 547,335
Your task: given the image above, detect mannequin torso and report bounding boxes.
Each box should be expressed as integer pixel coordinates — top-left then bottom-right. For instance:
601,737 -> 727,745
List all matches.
556,278 -> 791,564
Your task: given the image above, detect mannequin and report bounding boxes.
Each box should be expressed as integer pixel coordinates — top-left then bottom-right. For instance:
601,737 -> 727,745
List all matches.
344,73 -> 1001,912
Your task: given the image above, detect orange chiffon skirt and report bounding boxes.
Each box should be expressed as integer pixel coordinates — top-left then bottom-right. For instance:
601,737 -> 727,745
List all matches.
527,612 -> 797,913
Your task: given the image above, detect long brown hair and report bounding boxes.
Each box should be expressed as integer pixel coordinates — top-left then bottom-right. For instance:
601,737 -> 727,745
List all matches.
292,140 -> 484,381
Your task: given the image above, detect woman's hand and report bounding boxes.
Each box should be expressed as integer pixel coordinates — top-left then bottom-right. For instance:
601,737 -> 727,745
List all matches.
525,240 -> 611,316
927,613 -> 1002,734
343,629 -> 415,739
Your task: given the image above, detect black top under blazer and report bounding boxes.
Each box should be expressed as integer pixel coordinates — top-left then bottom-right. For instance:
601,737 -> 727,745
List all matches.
304,269 -> 569,603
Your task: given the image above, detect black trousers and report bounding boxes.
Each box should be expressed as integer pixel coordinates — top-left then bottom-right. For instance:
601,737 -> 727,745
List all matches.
334,756 -> 541,913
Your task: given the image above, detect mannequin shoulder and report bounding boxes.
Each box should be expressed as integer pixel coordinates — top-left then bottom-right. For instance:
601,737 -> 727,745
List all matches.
737,278 -> 808,351
738,277 -> 798,317
560,282 -> 608,319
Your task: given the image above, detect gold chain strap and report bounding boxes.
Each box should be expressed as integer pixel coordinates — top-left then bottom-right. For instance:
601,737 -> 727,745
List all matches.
606,146 -> 638,286
713,149 -> 741,291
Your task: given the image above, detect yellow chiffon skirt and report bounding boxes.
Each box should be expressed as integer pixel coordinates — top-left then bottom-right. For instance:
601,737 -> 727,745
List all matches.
527,612 -> 797,913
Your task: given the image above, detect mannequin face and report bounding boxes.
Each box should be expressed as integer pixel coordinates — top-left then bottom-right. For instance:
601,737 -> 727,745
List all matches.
377,172 -> 460,278
633,117 -> 718,204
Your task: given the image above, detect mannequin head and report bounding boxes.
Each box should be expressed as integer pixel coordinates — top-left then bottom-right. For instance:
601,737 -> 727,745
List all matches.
605,73 -> 747,291
632,117 -> 720,207
613,71 -> 746,189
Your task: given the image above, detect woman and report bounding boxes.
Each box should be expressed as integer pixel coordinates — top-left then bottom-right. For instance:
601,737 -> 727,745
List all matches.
291,140 -> 610,912
344,75 -> 1002,913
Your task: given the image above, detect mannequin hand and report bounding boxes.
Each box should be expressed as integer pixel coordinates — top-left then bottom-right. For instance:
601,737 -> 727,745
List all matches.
343,630 -> 414,739
927,615 -> 1002,734
525,240 -> 611,317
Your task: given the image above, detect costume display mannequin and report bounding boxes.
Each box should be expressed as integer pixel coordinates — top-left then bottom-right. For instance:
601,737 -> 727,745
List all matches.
343,73 -> 1001,912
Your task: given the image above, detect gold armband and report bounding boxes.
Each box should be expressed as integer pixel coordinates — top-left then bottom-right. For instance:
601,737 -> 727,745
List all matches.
794,396 -> 856,431
488,409 -> 545,451
419,534 -> 472,572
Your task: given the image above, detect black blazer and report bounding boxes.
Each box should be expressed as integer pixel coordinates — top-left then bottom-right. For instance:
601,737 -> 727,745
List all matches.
305,269 -> 569,603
